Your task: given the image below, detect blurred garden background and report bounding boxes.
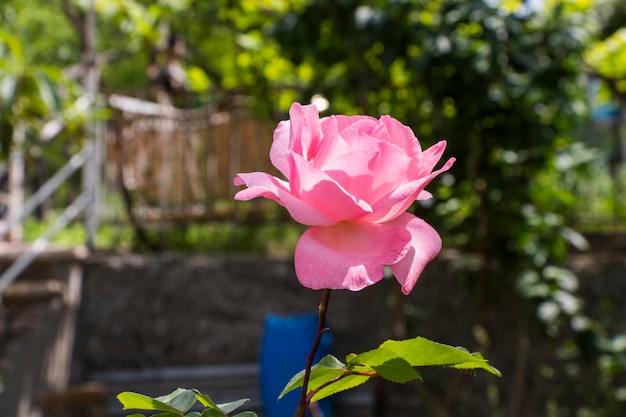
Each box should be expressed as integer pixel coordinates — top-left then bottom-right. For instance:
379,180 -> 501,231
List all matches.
1,0 -> 626,416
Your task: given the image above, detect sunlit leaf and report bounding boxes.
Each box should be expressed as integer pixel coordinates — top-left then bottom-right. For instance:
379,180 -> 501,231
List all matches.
192,389 -> 219,409
216,398 -> 250,414
349,346 -> 422,383
117,392 -> 180,413
380,337 -> 501,376
155,388 -> 196,413
278,354 -> 345,399
371,357 -> 421,383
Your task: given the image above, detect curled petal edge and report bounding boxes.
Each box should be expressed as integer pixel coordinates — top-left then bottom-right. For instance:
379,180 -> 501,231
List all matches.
234,172 -> 335,226
389,213 -> 443,295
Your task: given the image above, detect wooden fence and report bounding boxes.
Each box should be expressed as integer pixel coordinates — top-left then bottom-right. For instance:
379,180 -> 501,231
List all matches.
105,95 -> 278,223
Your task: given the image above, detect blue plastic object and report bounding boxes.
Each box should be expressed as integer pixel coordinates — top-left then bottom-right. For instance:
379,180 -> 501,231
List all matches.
260,313 -> 333,417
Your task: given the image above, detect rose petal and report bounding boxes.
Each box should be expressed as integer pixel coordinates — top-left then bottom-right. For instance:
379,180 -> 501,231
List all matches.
294,221 -> 412,291
415,140 -> 449,177
314,115 -> 349,166
323,135 -> 411,204
333,114 -> 378,134
378,115 -> 422,155
269,120 -> 291,177
417,190 -> 433,200
363,156 -> 456,223
388,213 -> 442,295
234,172 -> 335,226
289,153 -> 373,222
288,103 -> 322,160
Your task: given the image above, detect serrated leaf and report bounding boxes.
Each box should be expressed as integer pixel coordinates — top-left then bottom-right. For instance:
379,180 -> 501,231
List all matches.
156,388 -> 196,413
232,412 -> 258,417
201,409 -> 224,417
380,337 -> 501,377
371,358 -> 422,383
309,374 -> 371,403
217,398 -> 249,414
280,365 -> 371,403
155,388 -> 188,403
192,389 -> 219,409
280,368 -> 347,400
278,354 -> 346,399
349,347 -> 401,368
117,392 -> 180,413
349,347 -> 421,383
314,354 -> 346,370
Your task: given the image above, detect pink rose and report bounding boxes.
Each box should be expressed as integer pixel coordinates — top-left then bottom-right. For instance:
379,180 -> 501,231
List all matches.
234,102 -> 455,294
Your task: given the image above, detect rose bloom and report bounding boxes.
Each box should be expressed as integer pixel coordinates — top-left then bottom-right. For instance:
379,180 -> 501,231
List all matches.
234,102 -> 455,295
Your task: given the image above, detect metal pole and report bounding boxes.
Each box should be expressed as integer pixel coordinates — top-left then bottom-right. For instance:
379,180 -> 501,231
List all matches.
0,192 -> 90,295
0,145 -> 92,241
82,0 -> 100,250
7,123 -> 26,242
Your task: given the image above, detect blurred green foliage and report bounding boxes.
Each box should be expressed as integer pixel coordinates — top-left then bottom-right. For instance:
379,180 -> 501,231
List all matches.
24,215 -> 304,256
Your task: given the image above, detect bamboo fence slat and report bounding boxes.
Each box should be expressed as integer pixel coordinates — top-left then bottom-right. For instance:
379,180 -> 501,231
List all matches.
105,95 -> 276,223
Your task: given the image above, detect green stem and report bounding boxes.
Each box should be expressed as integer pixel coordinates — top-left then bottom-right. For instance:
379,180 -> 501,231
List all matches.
294,289 -> 332,417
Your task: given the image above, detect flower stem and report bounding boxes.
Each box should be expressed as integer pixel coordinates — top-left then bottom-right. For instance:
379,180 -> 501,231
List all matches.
294,289 -> 332,417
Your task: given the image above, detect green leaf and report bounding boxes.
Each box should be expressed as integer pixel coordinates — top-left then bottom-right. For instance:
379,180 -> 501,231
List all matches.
152,413 -> 181,417
278,353 -> 372,403
349,347 -> 421,383
126,414 -> 146,417
315,354 -> 346,370
117,392 -> 180,413
231,412 -> 258,417
217,398 -> 249,414
371,357 -> 422,383
349,347 -> 402,368
380,337 -> 501,377
184,412 -> 202,417
278,354 -> 345,399
309,374 -> 371,403
156,388 -> 197,413
201,409 -> 224,417
192,390 -> 219,409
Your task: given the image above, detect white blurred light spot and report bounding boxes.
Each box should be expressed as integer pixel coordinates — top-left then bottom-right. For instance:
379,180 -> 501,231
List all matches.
75,96 -> 90,112
311,94 -> 329,112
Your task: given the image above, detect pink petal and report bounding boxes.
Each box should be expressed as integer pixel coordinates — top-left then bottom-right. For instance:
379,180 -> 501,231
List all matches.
294,221 -> 412,291
288,103 -> 322,160
417,190 -> 433,200
363,156 -> 456,223
234,172 -> 335,226
378,115 -> 422,155
389,213 -> 442,295
333,114 -> 378,134
289,153 -> 373,222
313,115 -> 349,167
415,140 -> 449,177
269,120 -> 291,177
323,136 -> 411,203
